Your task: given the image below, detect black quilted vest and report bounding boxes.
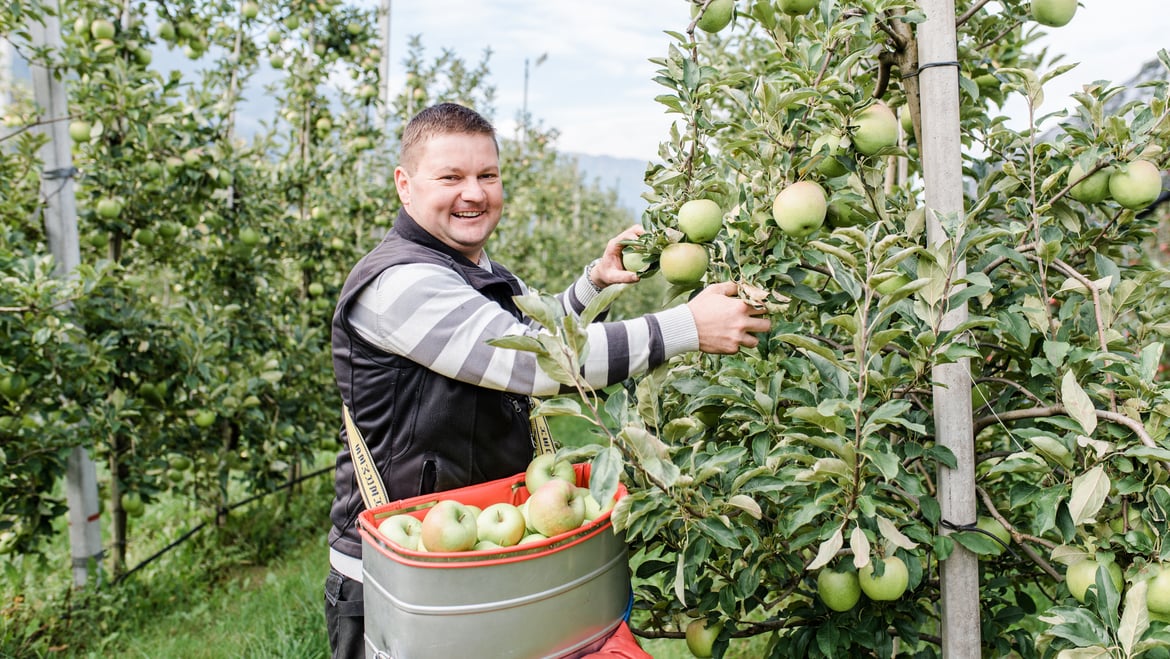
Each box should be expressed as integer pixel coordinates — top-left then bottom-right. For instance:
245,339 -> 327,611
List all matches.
327,209 -> 534,558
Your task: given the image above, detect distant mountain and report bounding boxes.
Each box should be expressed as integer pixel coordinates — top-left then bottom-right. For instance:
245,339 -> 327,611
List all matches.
569,153 -> 655,217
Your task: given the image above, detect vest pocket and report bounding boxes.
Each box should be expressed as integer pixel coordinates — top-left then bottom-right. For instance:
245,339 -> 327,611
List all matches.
419,454 -> 437,495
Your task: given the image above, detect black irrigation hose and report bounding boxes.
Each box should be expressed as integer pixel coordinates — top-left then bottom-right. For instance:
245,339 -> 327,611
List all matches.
112,464 -> 335,585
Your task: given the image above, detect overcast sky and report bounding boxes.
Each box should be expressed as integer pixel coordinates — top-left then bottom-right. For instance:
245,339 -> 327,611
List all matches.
382,0 -> 1167,161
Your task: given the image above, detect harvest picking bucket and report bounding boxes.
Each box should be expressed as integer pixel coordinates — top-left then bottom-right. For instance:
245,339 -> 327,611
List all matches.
357,463 -> 631,659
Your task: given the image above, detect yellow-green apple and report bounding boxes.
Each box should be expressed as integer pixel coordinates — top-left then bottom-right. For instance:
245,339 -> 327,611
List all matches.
685,618 -> 722,658
677,199 -> 723,243
818,567 -> 862,612
976,516 -> 1011,556
69,120 -> 92,143
524,454 -> 577,493
621,248 -> 652,274
526,479 -> 587,537
691,0 -> 735,33
812,133 -> 847,177
659,243 -> 708,286
852,101 -> 899,156
1108,159 -> 1162,210
772,180 -> 827,238
1148,566 -> 1170,615
778,0 -> 817,15
378,513 -> 423,551
1068,162 -> 1112,204
1065,558 -> 1123,603
578,487 -> 616,523
1031,0 -> 1076,27
859,555 -> 910,601
420,500 -> 479,552
96,197 -> 123,219
90,19 -> 116,40
476,502 -> 526,547
520,532 -> 547,545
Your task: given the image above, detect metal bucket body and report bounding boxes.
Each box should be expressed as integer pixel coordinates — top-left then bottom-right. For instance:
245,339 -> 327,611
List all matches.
358,465 -> 630,659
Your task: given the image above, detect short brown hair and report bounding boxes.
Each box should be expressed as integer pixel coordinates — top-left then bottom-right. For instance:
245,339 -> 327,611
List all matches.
398,103 -> 498,173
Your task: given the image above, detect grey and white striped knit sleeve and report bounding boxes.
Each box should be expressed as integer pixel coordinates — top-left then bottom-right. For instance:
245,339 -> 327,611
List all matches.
348,262 -> 699,396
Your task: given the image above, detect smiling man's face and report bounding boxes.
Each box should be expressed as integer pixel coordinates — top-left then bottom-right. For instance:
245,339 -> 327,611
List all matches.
394,132 -> 503,264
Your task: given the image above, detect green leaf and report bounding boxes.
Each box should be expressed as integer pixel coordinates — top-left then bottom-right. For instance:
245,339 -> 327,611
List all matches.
1067,466 -> 1110,527
486,334 -> 547,354
807,525 -> 844,571
1061,370 -> 1097,436
532,397 -> 585,417
776,334 -> 845,369
581,283 -> 627,326
512,293 -> 564,330
589,446 -> 623,509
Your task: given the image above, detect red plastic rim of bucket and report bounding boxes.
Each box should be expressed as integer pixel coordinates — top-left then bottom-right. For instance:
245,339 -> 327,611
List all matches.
357,463 -> 628,569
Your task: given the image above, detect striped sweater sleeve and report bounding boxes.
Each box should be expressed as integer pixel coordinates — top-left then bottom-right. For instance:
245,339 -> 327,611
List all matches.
348,262 -> 699,396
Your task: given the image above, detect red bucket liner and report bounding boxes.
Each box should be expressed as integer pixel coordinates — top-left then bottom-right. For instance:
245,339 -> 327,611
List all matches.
358,462 -> 627,568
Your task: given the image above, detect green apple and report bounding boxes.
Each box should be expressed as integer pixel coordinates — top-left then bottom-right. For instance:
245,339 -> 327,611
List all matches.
817,567 -> 862,612
852,101 -> 899,156
132,228 -> 157,246
476,502 -> 526,547
239,227 -> 261,247
420,500 -> 479,552
133,46 -> 152,66
526,479 -> 587,538
778,0 -> 817,15
524,453 -> 577,493
659,243 -> 708,286
976,516 -> 1011,556
308,282 -> 325,297
90,19 -> 116,40
1108,159 -> 1162,210
157,21 -> 176,42
772,180 -> 827,238
96,197 -> 123,219
520,532 -> 547,545
316,117 -> 333,132
859,555 -> 910,601
0,373 -> 27,400
1031,0 -> 1076,27
241,1 -> 260,20
812,133 -> 847,177
378,513 -> 423,551
267,28 -> 282,44
621,248 -> 652,274
69,120 -> 93,143
121,491 -> 145,517
271,53 -> 286,69
677,199 -> 723,243
1068,161 -> 1112,204
157,221 -> 181,240
1065,558 -> 1123,603
900,105 -> 914,135
1148,567 -> 1170,615
685,618 -> 722,658
691,0 -> 735,33
193,409 -> 217,428
577,486 -> 616,522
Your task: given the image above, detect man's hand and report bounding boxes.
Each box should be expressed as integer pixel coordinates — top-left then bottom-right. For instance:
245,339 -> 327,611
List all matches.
687,281 -> 772,354
588,225 -> 645,289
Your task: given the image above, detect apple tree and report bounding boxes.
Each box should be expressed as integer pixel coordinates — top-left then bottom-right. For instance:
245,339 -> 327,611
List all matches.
521,1 -> 1170,656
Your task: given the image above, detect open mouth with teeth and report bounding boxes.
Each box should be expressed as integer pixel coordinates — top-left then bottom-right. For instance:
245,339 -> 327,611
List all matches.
452,210 -> 485,219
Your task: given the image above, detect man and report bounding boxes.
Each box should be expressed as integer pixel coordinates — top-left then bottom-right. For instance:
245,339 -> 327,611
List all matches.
325,102 -> 770,658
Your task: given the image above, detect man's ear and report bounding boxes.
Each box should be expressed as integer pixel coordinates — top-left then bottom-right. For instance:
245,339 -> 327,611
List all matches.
393,166 -> 410,205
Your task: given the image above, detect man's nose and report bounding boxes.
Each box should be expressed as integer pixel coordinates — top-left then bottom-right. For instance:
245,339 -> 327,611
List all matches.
460,179 -> 487,201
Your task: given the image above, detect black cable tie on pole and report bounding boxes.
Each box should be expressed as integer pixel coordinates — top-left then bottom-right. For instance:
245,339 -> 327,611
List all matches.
43,166 -> 79,180
902,60 -> 961,79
